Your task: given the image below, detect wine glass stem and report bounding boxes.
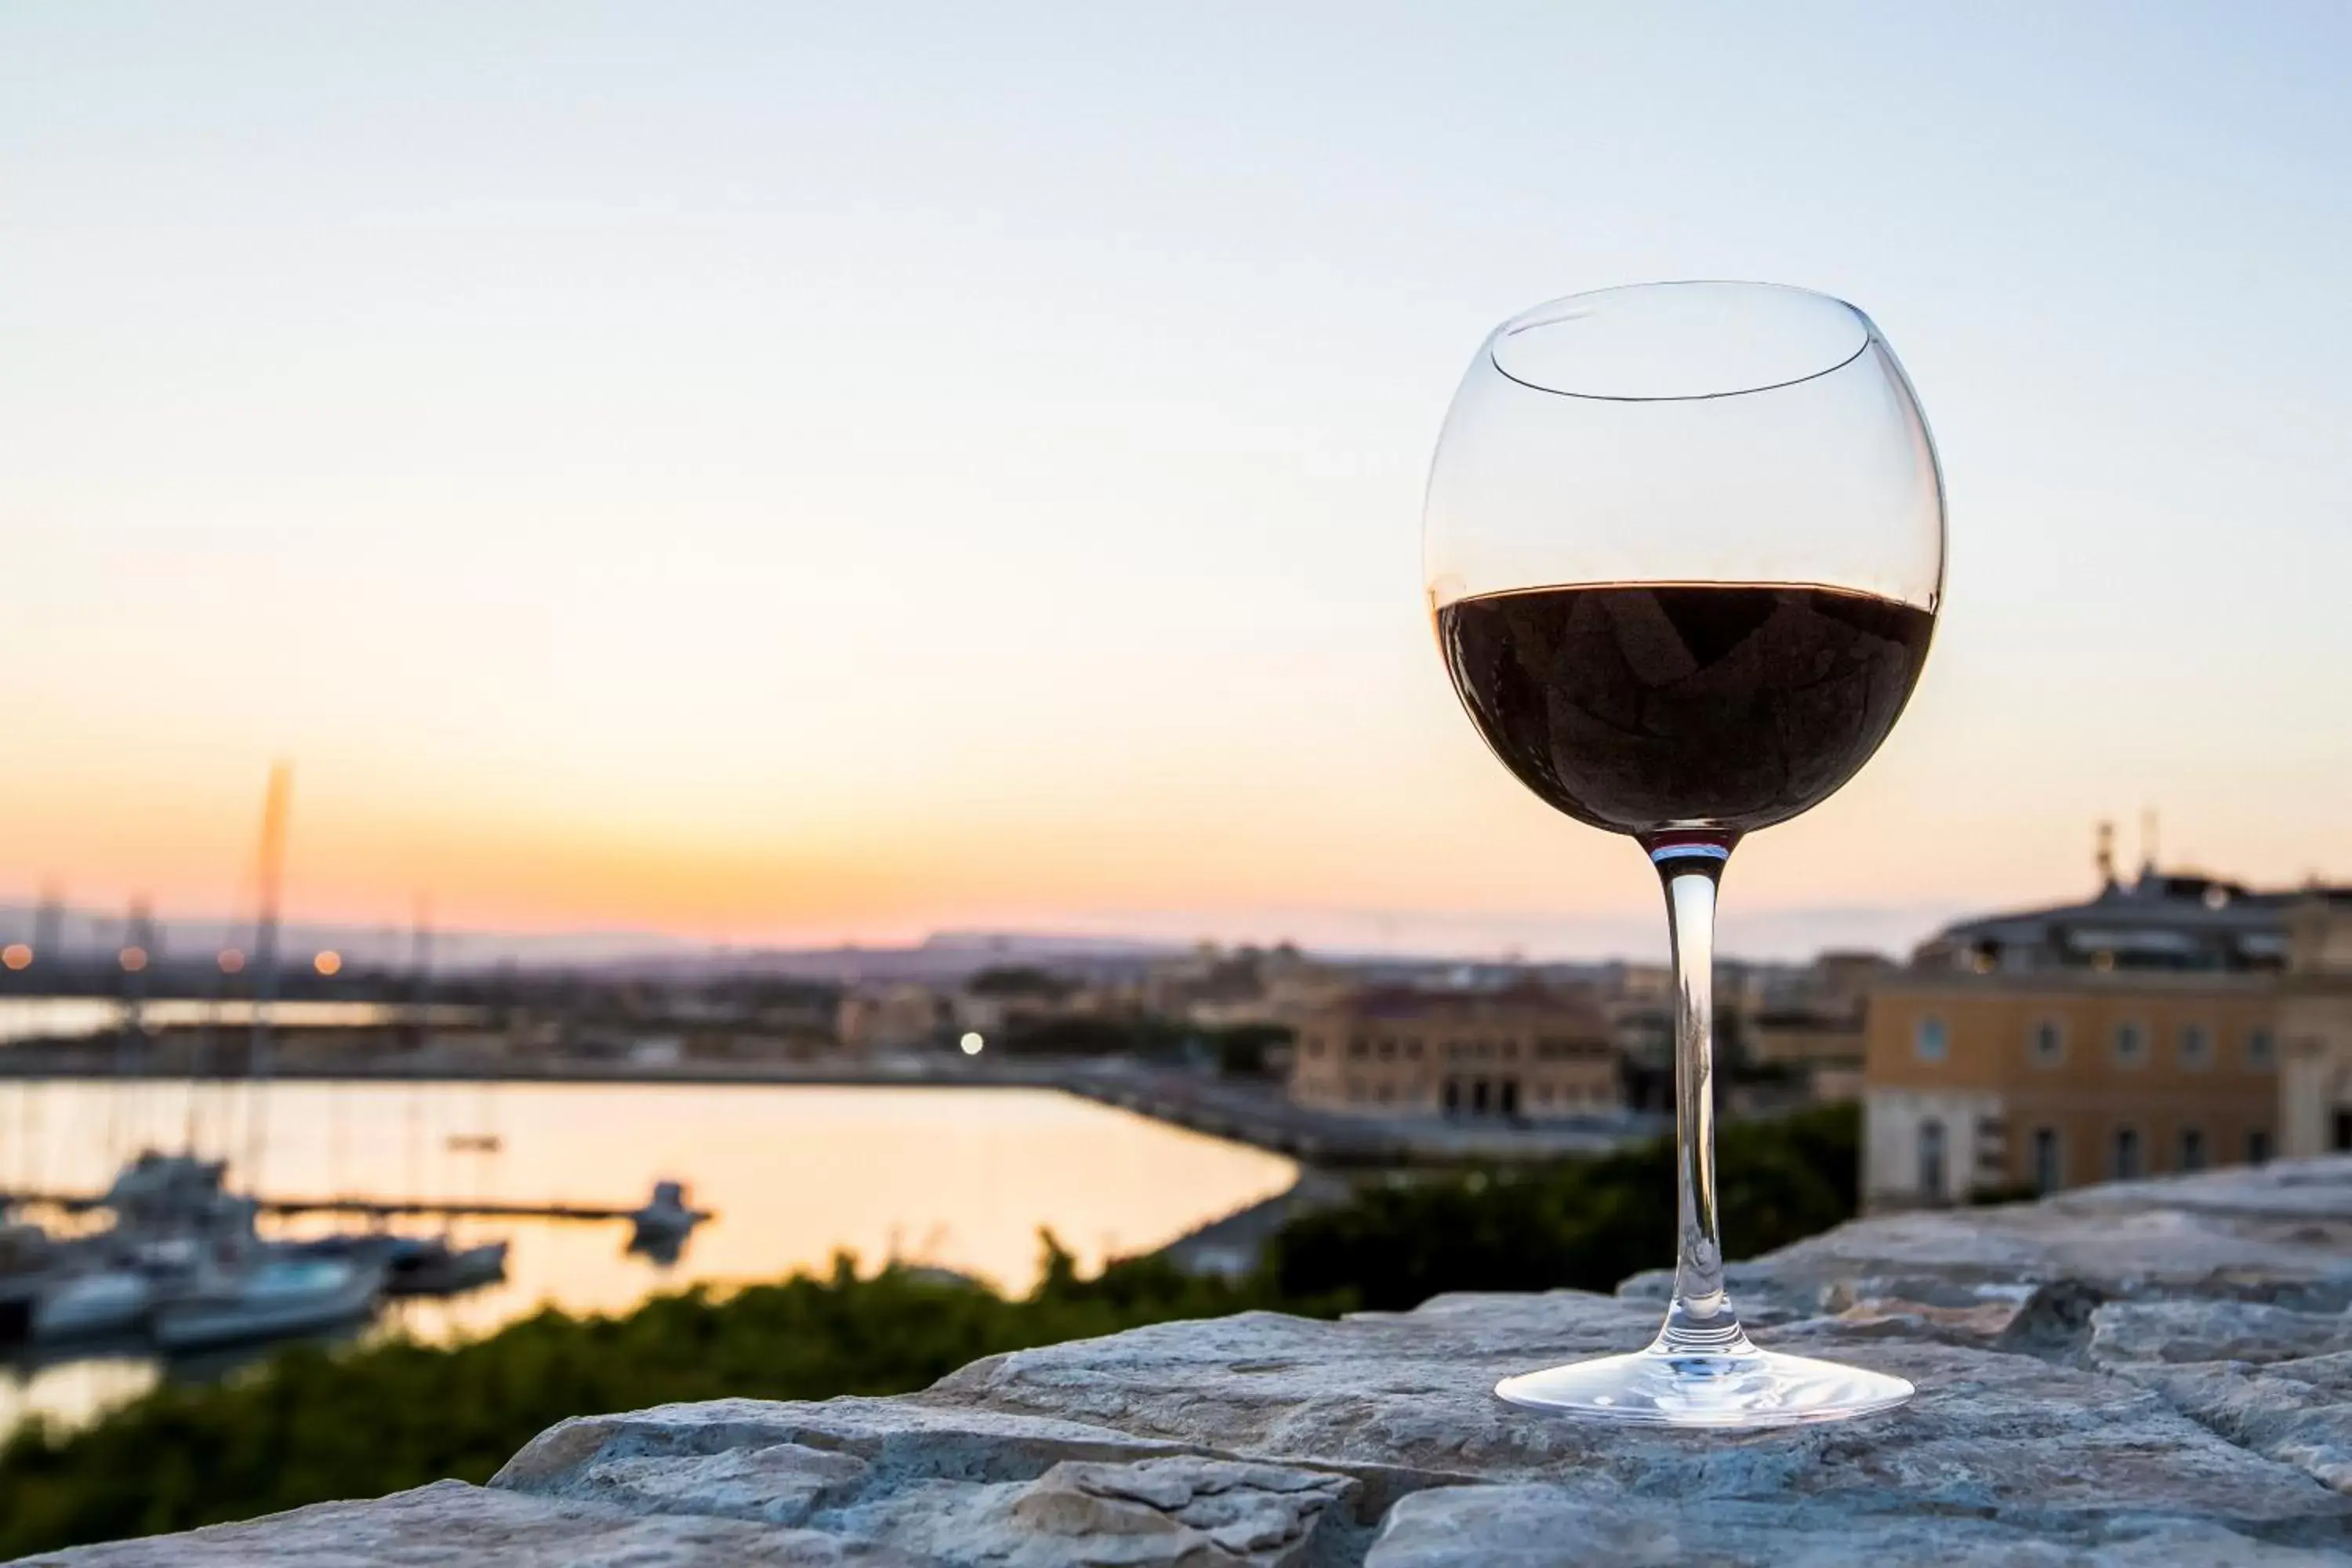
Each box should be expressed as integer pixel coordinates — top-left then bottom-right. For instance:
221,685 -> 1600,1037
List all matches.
1649,836 -> 1746,1357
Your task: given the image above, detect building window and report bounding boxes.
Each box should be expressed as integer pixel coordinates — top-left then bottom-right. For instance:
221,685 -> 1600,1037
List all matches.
2334,1110 -> 2352,1154
1405,1038 -> 1423,1059
2113,1022 -> 2147,1068
2178,1024 -> 2212,1070
1442,1079 -> 1461,1114
1915,1016 -> 1948,1063
2029,1019 -> 2063,1067
2179,1127 -> 2206,1172
1348,1036 -> 1369,1060
1377,1037 -> 1396,1060
1917,1118 -> 1947,1202
2113,1126 -> 2142,1180
1470,1079 -> 1491,1115
2031,1128 -> 2061,1194
2248,1028 -> 2276,1069
2249,1129 -> 2273,1164
1502,1039 -> 1519,1060
1305,1036 -> 1324,1058
1498,1080 -> 1520,1116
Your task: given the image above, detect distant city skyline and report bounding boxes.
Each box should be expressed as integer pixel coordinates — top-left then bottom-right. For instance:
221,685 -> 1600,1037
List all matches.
0,848 -> 2236,969
6,5 -> 2349,956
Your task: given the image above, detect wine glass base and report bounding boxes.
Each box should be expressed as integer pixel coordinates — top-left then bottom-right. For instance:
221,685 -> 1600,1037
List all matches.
1494,1341 -> 1913,1428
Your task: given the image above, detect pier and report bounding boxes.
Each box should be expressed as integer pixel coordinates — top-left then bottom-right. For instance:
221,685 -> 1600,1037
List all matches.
0,1189 -> 690,1225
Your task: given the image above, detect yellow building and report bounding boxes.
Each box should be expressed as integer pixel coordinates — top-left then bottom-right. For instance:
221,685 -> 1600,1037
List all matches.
2276,898 -> 2352,1156
835,985 -> 948,1054
1288,985 -> 1618,1120
1863,972 -> 2277,1207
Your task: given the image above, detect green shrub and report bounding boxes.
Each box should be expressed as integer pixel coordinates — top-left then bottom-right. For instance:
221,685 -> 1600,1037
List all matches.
1269,1102 -> 1858,1308
0,1245 -> 1314,1559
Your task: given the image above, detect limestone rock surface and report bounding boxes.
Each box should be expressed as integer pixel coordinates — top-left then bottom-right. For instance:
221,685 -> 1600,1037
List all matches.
32,1157 -> 2352,1566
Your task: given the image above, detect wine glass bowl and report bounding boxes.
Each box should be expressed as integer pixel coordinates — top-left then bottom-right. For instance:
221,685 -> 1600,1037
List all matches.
1424,282 -> 1944,1427
1425,281 -> 1943,627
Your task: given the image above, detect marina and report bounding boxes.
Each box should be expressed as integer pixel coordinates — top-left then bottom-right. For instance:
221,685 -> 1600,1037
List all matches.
0,1080 -> 1298,1439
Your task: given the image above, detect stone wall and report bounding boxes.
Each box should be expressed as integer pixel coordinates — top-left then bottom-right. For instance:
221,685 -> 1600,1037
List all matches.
33,1158 -> 2352,1565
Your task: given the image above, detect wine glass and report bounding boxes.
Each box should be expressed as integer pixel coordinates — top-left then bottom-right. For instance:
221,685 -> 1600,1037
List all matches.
1424,281 -> 1943,1427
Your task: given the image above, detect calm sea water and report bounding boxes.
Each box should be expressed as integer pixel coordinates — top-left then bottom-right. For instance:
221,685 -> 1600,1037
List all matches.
0,996 -> 460,1045
0,1080 -> 1298,1436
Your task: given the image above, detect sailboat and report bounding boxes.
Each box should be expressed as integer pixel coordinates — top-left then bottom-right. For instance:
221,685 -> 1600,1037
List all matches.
151,1246 -> 382,1352
20,1152 -> 387,1350
35,768 -> 386,1353
24,1152 -> 226,1343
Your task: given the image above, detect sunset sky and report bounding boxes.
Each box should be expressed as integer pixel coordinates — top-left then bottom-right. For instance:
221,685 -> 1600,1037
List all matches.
5,4 -> 2350,960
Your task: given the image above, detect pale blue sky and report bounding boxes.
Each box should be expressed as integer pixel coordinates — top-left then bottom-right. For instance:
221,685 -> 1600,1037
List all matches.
3,3 -> 2348,957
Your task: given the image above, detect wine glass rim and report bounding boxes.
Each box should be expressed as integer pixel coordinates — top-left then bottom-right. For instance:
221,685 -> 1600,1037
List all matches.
1489,280 -> 1875,404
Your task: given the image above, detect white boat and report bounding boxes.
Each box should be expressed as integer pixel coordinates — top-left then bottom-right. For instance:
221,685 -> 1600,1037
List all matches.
387,1236 -> 509,1297
31,1268 -> 153,1341
152,1255 -> 383,1352
627,1180 -> 708,1243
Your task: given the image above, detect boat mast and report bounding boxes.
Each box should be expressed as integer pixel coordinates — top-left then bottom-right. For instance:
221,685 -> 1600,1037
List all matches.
111,898 -> 154,1161
245,763 -> 293,1189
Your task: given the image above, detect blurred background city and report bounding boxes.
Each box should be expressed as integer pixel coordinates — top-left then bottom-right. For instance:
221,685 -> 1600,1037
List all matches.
3,2 -> 2350,1553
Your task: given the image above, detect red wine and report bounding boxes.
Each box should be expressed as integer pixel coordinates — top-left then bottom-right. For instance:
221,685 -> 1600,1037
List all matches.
1436,583 -> 1933,837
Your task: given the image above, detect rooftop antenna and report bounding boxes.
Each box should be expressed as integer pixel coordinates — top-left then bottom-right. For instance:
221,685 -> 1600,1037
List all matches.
245,762 -> 293,1189
2096,820 -> 2117,891
2139,808 -> 2159,881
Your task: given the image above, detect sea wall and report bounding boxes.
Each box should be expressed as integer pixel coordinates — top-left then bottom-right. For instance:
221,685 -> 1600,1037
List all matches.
34,1158 -> 2352,1564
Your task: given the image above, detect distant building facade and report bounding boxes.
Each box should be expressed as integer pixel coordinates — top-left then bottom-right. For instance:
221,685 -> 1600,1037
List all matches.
836,985 -> 949,1053
1864,971 -> 2278,1207
1743,950 -> 1892,1103
1862,861 -> 2327,1207
1287,985 -> 1618,1120
1139,942 -> 1354,1030
2276,899 -> 2352,1157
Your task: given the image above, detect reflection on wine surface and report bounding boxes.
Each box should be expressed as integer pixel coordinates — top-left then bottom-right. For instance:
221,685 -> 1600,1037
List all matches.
1436,583 -> 1933,837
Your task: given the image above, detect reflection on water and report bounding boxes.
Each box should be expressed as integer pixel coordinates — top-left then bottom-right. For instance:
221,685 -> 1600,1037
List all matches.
0,1081 -> 1296,1436
0,996 -> 475,1045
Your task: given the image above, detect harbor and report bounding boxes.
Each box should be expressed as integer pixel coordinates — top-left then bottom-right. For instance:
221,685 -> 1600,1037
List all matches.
0,1079 -> 1300,1439
0,1046 -> 1665,1168
0,1143 -> 706,1357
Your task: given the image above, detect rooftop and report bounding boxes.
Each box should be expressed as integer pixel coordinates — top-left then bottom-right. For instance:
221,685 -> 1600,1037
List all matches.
1916,862 -> 2352,975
